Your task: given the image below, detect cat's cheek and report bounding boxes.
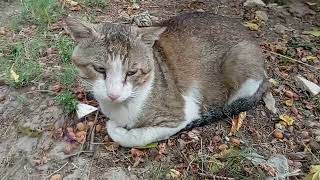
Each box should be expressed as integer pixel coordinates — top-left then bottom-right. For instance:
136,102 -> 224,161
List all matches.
119,83 -> 133,101
93,79 -> 108,101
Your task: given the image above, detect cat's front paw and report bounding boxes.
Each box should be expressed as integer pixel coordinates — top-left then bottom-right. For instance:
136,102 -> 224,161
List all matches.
106,121 -> 133,147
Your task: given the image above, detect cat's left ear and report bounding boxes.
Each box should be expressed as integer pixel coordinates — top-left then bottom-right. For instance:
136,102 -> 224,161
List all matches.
137,27 -> 167,46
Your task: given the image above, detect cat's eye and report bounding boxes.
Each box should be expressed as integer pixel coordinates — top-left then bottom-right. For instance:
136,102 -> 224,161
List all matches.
93,65 -> 106,74
127,70 -> 137,76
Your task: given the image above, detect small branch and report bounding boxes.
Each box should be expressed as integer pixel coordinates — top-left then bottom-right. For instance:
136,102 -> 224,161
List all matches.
198,172 -> 235,180
265,50 -> 320,71
46,162 -> 69,178
25,90 -> 57,94
63,151 -> 94,159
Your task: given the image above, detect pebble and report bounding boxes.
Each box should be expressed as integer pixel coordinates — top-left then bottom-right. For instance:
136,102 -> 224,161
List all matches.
0,95 -> 5,102
244,0 -> 266,7
50,174 -> 62,180
218,144 -> 228,151
316,136 -> 320,143
255,11 -> 268,21
275,123 -> 285,130
273,130 -> 284,139
301,131 -> 309,139
274,24 -> 290,34
212,135 -> 222,143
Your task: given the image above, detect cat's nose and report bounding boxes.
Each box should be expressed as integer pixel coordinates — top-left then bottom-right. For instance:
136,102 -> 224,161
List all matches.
108,94 -> 120,101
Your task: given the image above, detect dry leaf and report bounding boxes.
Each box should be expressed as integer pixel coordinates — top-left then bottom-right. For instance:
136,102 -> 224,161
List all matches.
279,114 -> 294,126
305,55 -> 318,62
304,30 -> 320,37
130,148 -> 145,157
105,142 -> 119,152
187,131 -> 199,141
168,169 -> 181,179
158,143 -> 167,155
10,68 -> 19,83
285,99 -> 294,107
230,112 -> 246,135
259,163 -> 277,177
305,165 -> 320,180
243,21 -> 259,31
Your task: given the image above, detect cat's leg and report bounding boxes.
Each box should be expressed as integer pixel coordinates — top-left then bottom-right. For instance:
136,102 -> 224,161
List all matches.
107,120 -> 186,147
222,40 -> 266,105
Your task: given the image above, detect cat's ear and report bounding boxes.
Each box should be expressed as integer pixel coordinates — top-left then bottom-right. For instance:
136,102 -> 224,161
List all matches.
64,17 -> 100,42
137,27 -> 166,46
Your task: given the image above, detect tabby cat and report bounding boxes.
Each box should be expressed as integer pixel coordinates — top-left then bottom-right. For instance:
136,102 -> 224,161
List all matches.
65,12 -> 267,147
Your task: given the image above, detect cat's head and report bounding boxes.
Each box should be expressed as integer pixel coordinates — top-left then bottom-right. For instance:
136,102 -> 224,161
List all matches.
65,17 -> 166,103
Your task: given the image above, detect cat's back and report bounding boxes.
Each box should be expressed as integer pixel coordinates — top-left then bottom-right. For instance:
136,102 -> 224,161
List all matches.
159,12 -> 254,49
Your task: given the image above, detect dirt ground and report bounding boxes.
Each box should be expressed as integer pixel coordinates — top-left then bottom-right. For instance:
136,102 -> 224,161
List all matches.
0,0 -> 320,179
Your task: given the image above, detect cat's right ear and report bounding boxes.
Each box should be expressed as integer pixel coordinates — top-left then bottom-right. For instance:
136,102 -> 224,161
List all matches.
64,17 -> 100,42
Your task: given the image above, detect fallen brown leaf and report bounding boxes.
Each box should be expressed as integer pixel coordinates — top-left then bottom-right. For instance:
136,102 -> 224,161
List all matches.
130,148 -> 145,158
229,112 -> 246,135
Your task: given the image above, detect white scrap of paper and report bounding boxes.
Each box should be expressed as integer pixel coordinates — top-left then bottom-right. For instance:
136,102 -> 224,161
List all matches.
76,103 -> 98,119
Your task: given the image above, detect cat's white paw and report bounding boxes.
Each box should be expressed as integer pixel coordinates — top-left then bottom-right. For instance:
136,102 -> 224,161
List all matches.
106,121 -> 132,146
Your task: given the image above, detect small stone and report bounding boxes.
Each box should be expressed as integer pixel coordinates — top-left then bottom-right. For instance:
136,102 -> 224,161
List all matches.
50,174 -> 62,180
63,143 -> 73,154
87,121 -> 94,129
316,136 -> 320,143
273,130 -> 284,139
275,123 -> 285,130
229,137 -> 240,146
301,131 -> 309,139
295,75 -> 320,96
0,95 -> 6,102
132,3 -> 140,10
95,124 -> 102,133
212,135 -> 222,143
274,24 -> 290,34
284,90 -> 294,98
218,144 -> 228,151
52,84 -> 62,92
255,11 -> 268,21
244,0 -> 265,7
263,92 -> 278,114
291,107 -> 298,115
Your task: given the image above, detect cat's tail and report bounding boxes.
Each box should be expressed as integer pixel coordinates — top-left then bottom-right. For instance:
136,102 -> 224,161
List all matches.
182,79 -> 269,131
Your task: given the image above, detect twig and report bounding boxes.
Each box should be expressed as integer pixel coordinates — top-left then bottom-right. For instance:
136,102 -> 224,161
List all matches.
63,151 -> 94,159
198,172 -> 235,180
265,50 -> 320,71
46,162 -> 69,178
303,142 -> 320,163
25,90 -> 57,94
89,111 -> 99,151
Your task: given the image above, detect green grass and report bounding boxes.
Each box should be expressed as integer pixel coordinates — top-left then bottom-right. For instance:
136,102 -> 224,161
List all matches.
0,37 -> 45,87
55,91 -> 78,114
82,0 -> 107,8
20,0 -> 64,27
58,64 -> 77,88
55,36 -> 75,64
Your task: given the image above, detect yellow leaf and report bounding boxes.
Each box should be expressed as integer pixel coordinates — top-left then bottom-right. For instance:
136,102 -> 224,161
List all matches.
243,22 -> 259,31
305,55 -> 318,62
284,99 -> 293,107
268,78 -> 279,86
10,68 -> 19,83
279,114 -> 294,126
305,165 -> 320,180
304,30 -> 320,37
230,112 -> 246,134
